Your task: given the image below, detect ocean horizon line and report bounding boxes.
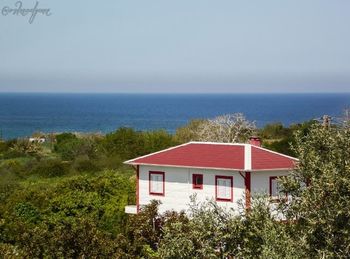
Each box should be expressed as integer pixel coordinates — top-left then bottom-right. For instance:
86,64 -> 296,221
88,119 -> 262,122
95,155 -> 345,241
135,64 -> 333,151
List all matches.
1,92 -> 350,95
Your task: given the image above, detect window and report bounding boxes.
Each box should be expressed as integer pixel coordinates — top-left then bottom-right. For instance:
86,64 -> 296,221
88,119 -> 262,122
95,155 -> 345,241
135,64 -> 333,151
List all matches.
270,176 -> 286,201
215,176 -> 233,202
192,174 -> 203,189
149,171 -> 164,196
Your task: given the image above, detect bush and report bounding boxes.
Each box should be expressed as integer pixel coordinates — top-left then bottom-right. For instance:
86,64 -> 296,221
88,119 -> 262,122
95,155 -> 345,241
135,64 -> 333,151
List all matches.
55,133 -> 98,161
29,159 -> 68,177
260,122 -> 290,139
0,243 -> 26,258
282,125 -> 350,257
72,155 -> 99,172
14,202 -> 41,223
9,219 -> 117,258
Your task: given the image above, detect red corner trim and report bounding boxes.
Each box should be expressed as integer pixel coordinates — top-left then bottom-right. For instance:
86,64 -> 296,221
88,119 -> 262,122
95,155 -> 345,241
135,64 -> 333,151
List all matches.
136,165 -> 140,213
245,172 -> 251,209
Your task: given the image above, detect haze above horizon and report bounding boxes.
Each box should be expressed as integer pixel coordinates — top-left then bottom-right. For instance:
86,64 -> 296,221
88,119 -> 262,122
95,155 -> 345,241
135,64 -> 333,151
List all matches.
0,0 -> 349,93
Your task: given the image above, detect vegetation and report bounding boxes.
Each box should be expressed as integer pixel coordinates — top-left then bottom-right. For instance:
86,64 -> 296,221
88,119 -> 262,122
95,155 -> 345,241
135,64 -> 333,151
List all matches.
186,113 -> 256,143
0,128 -> 177,257
116,123 -> 350,258
0,114 -> 349,258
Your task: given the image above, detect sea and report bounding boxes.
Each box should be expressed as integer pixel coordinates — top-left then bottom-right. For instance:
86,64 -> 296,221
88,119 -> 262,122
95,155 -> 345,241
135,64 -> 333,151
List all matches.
0,93 -> 349,140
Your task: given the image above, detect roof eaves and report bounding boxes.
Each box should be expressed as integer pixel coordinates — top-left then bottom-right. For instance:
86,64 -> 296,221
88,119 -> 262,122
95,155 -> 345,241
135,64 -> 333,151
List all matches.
251,167 -> 296,172
125,162 -> 244,172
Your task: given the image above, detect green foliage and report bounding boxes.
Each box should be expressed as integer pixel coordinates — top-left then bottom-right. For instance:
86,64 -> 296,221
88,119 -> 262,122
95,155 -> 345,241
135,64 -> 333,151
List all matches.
281,125 -> 350,257
29,158 -> 69,177
11,139 -> 43,157
114,200 -> 189,258
0,159 -> 26,180
124,200 -> 163,255
174,119 -> 206,143
10,219 -> 118,258
102,128 -> 177,160
263,137 -> 295,156
72,155 -> 99,172
102,128 -> 146,159
1,120 -> 348,257
14,202 -> 41,223
55,133 -> 98,161
260,122 -> 290,139
0,170 -> 135,257
0,127 -> 176,258
261,120 -> 317,156
0,243 -> 26,258
55,132 -> 77,144
0,141 -> 7,154
143,130 -> 178,154
0,139 -> 43,159
154,197 -> 306,258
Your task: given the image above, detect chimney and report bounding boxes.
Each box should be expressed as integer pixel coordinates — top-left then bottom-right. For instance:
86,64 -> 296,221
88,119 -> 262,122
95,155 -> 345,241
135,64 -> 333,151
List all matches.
249,136 -> 261,147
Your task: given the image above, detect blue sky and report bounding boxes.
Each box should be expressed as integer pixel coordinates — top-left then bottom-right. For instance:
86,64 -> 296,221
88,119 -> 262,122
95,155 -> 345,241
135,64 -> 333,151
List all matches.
0,0 -> 349,93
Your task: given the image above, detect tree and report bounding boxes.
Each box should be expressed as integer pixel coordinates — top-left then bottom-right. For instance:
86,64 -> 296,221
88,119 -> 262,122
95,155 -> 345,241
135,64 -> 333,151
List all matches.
281,124 -> 350,257
101,128 -> 146,160
196,113 -> 256,143
143,130 -> 178,153
158,197 -> 305,258
54,133 -> 98,161
260,122 -> 290,140
174,119 -> 207,143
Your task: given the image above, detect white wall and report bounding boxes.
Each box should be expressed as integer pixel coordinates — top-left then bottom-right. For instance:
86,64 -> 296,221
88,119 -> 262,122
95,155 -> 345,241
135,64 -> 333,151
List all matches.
251,170 -> 290,219
139,165 -> 246,214
138,166 -> 290,214
250,170 -> 290,197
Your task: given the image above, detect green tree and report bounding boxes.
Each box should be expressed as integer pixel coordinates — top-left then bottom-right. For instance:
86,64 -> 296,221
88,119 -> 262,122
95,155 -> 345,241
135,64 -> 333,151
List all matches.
101,128 -> 146,160
143,130 -> 178,153
158,197 -> 305,258
282,124 -> 350,257
260,122 -> 290,139
29,158 -> 68,177
54,133 -> 101,161
174,119 -> 206,143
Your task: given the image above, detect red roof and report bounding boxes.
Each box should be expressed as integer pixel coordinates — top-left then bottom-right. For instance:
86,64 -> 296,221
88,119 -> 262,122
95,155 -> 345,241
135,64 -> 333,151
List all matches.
251,146 -> 296,170
125,142 -> 298,171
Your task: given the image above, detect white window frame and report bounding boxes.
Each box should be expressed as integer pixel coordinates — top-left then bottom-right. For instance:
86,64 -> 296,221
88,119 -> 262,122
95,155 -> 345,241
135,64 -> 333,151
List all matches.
215,175 -> 233,202
149,171 -> 165,196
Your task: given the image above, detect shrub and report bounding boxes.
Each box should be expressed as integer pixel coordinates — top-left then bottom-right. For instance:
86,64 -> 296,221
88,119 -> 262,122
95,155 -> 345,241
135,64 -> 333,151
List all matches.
72,155 -> 99,172
14,202 -> 41,223
30,159 -> 68,177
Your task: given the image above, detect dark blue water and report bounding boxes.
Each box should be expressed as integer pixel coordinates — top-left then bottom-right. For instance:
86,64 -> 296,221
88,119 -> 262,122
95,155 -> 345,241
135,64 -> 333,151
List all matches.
0,93 -> 349,139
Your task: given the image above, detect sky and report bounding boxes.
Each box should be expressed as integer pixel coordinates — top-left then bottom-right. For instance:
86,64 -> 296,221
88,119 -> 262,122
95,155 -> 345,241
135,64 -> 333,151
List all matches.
0,0 -> 349,93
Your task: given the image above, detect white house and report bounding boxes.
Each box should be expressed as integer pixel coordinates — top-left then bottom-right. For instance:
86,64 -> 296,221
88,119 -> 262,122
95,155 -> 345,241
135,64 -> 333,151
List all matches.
29,137 -> 46,143
124,138 -> 298,214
